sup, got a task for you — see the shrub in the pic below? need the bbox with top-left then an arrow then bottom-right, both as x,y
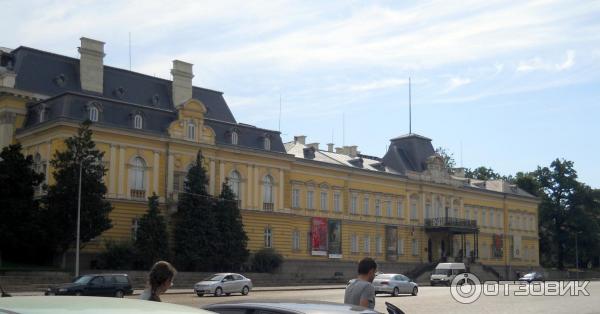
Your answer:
251,248 -> 283,273
97,240 -> 135,270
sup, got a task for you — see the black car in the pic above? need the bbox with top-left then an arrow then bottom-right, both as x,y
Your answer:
45,274 -> 133,298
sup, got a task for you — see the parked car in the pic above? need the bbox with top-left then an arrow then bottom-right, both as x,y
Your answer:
203,299 -> 382,314
372,273 -> 418,296
45,274 -> 133,298
518,272 -> 544,283
430,262 -> 466,286
346,271 -> 385,286
0,296 -> 214,314
194,273 -> 252,297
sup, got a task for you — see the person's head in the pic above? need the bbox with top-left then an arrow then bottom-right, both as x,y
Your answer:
357,257 -> 378,282
148,261 -> 177,301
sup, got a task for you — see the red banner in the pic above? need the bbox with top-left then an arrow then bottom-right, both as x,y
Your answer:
311,217 -> 328,256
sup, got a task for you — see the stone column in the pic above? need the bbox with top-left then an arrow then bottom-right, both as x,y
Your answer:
45,141 -> 51,185
167,154 -> 175,196
109,145 -> 116,196
246,164 -> 253,209
219,160 -> 225,193
209,159 -> 216,195
118,146 -> 126,198
420,192 -> 426,223
278,169 -> 284,210
254,166 -> 260,208
153,151 -> 160,195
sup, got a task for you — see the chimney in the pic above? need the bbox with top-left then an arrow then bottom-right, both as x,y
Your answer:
0,69 -> 16,88
307,142 -> 319,150
294,135 -> 306,145
327,143 -> 334,152
171,60 -> 194,106
78,37 -> 105,93
453,167 -> 466,178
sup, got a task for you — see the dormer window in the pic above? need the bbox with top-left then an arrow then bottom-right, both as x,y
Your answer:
39,107 -> 45,123
187,121 -> 196,140
231,131 -> 239,145
89,106 -> 99,122
264,137 -> 271,151
134,114 -> 143,129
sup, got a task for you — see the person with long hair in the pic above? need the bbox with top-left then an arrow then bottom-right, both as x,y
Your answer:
140,261 -> 177,302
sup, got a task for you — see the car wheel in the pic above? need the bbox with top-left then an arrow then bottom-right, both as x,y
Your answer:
114,290 -> 124,298
214,287 -> 223,297
75,291 -> 82,296
197,292 -> 204,297
226,293 -> 231,296
412,287 -> 418,296
392,287 -> 399,297
241,286 -> 250,296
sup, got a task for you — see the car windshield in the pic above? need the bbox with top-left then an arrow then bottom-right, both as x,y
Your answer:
73,275 -> 94,284
433,269 -> 452,275
205,275 -> 225,281
375,274 -> 394,279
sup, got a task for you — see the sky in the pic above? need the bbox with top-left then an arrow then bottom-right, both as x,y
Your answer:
2,0 -> 600,187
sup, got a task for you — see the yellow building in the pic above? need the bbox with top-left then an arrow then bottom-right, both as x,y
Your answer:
0,38 -> 539,277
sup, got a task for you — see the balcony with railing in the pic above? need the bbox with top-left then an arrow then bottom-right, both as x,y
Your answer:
130,189 -> 146,200
424,217 -> 478,233
263,202 -> 274,211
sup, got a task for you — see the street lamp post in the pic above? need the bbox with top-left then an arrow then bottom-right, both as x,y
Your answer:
75,160 -> 83,278
575,232 -> 579,282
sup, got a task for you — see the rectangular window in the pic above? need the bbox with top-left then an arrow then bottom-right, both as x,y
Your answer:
397,199 -> 404,218
376,236 -> 382,254
474,209 -> 479,225
386,200 -> 392,217
410,199 -> 417,220
465,208 -> 470,220
363,197 -> 370,215
490,210 -> 494,227
333,192 -> 341,212
351,234 -> 358,253
264,228 -> 272,248
375,199 -> 381,216
497,213 -> 502,228
482,209 -> 486,227
397,238 -> 404,255
292,188 -> 300,208
292,230 -> 300,250
363,235 -> 371,253
307,191 -> 314,209
351,194 -> 358,214
320,191 -> 328,211
411,239 -> 419,256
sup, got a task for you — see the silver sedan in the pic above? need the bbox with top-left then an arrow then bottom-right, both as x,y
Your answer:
372,274 -> 418,296
194,273 -> 253,297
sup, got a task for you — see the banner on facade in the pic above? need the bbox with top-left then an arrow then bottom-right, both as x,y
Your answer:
328,219 -> 342,259
492,234 -> 504,258
311,217 -> 328,256
513,235 -> 522,258
385,226 -> 398,261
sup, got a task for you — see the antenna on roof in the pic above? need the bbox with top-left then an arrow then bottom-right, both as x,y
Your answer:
128,32 -> 132,71
409,77 -> 412,134
278,93 -> 282,132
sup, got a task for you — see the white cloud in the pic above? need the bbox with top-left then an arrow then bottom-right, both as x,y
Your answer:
556,50 -> 575,70
444,76 -> 472,93
517,50 -> 576,72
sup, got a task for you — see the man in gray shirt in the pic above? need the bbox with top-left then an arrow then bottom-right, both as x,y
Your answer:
344,257 -> 377,309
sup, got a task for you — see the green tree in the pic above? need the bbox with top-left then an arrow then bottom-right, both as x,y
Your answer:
434,146 -> 456,171
0,144 -> 46,264
465,166 -> 503,180
514,172 -> 541,197
214,181 -> 249,271
43,120 -> 113,257
134,193 -> 170,269
172,151 -> 218,271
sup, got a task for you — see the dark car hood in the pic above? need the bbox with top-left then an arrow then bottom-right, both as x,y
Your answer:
51,283 -> 84,290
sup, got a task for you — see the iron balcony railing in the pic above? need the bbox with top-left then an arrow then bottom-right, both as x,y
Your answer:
424,217 -> 477,229
263,202 -> 274,211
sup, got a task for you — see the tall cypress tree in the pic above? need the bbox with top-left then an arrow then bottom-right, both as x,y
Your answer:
43,120 -> 113,257
173,151 -> 217,271
134,193 -> 169,269
0,144 -> 46,264
214,181 -> 249,271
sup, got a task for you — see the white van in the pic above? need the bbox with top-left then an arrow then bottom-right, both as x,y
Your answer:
430,263 -> 466,286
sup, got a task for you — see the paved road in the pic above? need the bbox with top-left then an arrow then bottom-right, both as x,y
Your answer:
150,281 -> 600,314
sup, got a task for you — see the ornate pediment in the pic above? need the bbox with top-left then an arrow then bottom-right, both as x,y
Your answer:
168,99 -> 215,145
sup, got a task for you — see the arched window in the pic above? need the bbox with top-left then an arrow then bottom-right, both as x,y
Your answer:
264,226 -> 272,248
228,170 -> 241,200
231,131 -> 239,145
264,137 -> 271,151
263,175 -> 273,210
134,114 -> 143,129
130,156 -> 146,199
33,153 -> 45,193
89,106 -> 99,122
187,122 -> 196,140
